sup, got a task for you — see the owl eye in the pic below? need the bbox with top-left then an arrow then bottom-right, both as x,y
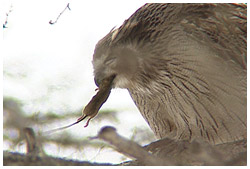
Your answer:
104,57 -> 115,65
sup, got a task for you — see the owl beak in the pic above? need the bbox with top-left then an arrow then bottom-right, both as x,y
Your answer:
94,76 -> 100,87
94,74 -> 116,88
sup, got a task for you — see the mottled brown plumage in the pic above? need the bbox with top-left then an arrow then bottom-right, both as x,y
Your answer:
92,3 -> 247,145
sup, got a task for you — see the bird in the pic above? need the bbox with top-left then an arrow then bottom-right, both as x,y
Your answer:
92,3 -> 247,145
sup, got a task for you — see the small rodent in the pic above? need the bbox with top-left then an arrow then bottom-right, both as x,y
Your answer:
78,74 -> 116,127
44,74 -> 116,134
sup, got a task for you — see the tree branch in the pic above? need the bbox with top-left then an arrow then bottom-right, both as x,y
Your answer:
49,3 -> 71,25
3,151 -> 113,166
96,126 -> 246,166
3,5 -> 13,29
96,126 -> 174,165
4,127 -> 113,166
4,126 -> 246,166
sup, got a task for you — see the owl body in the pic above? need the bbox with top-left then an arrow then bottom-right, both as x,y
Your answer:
92,4 -> 247,145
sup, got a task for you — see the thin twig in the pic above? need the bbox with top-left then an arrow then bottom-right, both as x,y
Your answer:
49,3 -> 71,25
3,5 -> 13,28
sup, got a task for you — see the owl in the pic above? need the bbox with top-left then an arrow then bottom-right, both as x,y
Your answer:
92,3 -> 247,145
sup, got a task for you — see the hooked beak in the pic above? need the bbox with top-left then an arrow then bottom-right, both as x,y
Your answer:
94,74 -> 116,88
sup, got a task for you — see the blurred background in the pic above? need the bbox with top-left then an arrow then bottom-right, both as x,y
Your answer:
2,0 -> 156,164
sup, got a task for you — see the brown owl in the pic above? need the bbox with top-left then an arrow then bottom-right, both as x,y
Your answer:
92,3 -> 247,145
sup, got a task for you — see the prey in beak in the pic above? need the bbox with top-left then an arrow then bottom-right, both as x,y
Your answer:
77,74 -> 116,127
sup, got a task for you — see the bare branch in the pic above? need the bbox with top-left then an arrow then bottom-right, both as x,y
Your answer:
96,126 -> 174,166
3,5 -> 13,28
49,3 -> 71,25
3,151 -> 113,166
